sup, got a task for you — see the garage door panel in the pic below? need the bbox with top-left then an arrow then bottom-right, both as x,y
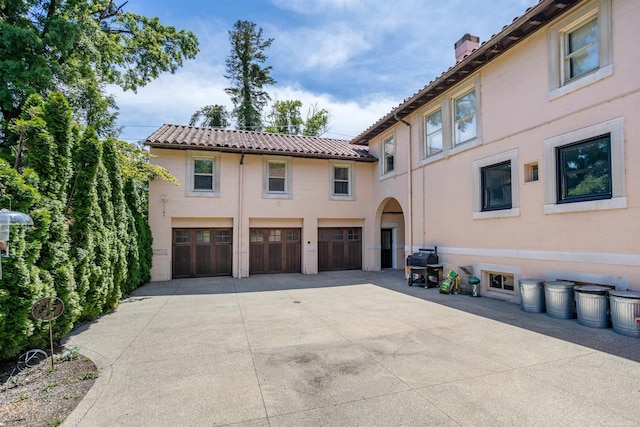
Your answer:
249,228 -> 301,274
318,227 -> 362,272
173,245 -> 191,278
172,228 -> 232,278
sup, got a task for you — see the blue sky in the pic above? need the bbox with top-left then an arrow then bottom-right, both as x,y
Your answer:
113,0 -> 539,142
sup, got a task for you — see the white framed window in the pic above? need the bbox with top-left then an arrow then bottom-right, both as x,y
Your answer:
186,151 -> 219,197
488,272 -> 515,293
548,0 -> 612,100
424,108 -> 443,157
543,117 -> 625,214
419,76 -> 482,165
329,161 -> 355,200
476,262 -> 521,301
381,134 -> 395,177
453,89 -> 477,146
263,156 -> 292,198
472,149 -> 519,220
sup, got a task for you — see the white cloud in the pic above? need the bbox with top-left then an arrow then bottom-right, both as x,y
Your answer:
274,25 -> 371,71
112,0 -> 541,142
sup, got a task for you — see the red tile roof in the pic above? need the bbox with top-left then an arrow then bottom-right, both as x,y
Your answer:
145,124 -> 377,162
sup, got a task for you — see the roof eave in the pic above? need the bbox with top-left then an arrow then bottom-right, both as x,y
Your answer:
145,142 -> 378,163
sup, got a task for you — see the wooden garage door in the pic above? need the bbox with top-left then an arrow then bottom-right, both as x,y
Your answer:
318,227 -> 362,271
172,228 -> 232,278
249,228 -> 301,274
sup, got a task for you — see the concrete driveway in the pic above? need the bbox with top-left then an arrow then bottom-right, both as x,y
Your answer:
62,270 -> 640,426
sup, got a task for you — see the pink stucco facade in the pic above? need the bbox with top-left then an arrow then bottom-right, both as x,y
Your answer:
148,0 -> 639,302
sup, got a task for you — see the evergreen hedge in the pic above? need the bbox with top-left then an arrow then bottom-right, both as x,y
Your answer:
0,93 -> 156,360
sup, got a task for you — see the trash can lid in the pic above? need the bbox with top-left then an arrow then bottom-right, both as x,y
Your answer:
519,278 -> 544,285
575,285 -> 610,294
608,290 -> 640,299
469,277 -> 480,284
544,281 -> 575,289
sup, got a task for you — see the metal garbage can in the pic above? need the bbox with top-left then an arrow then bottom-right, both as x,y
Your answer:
519,279 -> 545,313
574,285 -> 610,328
608,290 -> 640,337
544,281 -> 576,319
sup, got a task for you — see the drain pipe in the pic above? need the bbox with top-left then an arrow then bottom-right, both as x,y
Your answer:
237,152 -> 245,278
394,113 -> 413,260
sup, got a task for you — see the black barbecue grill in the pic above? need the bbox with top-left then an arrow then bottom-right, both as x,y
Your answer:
406,247 -> 443,287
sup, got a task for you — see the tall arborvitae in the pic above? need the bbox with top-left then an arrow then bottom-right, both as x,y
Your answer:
43,92 -> 74,201
37,93 -> 80,336
123,178 -> 152,285
95,150 -> 118,311
0,160 -> 39,360
69,127 -> 105,320
101,137 -> 128,300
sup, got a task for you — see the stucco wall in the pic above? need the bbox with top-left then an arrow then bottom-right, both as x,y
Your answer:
370,0 -> 640,297
148,150 -> 375,280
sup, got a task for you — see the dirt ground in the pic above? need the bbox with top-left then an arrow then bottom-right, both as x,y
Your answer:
0,347 -> 97,427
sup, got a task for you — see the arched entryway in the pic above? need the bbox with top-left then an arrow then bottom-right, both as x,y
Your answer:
376,198 -> 406,270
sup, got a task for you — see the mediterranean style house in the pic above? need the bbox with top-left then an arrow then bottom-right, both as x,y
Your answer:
146,0 -> 640,302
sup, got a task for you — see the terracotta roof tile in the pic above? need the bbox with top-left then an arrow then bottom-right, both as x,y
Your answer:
144,124 -> 377,162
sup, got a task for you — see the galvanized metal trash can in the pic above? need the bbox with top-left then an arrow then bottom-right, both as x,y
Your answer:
519,279 -> 545,313
574,285 -> 610,328
544,281 -> 576,319
608,290 -> 640,337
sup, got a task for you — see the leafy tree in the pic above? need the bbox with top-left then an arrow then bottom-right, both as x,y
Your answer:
189,105 -> 230,128
0,0 -> 199,147
264,100 -> 329,136
225,20 -> 276,131
302,103 -> 329,137
265,100 -> 303,135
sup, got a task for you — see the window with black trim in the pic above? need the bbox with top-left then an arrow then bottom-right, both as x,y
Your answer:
556,134 -> 611,204
481,161 -> 512,211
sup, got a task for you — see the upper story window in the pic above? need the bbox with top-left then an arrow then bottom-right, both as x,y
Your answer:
564,18 -> 599,82
334,166 -> 349,195
548,0 -> 612,99
543,117 -> 625,214
186,151 -> 219,197
556,134 -> 611,204
453,89 -> 477,146
329,160 -> 355,200
194,158 -> 215,191
382,135 -> 395,176
424,109 -> 443,156
481,161 -> 512,211
419,76 -> 482,163
268,162 -> 286,192
263,156 -> 292,198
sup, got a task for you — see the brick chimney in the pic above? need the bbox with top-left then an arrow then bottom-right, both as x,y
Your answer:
455,33 -> 480,62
